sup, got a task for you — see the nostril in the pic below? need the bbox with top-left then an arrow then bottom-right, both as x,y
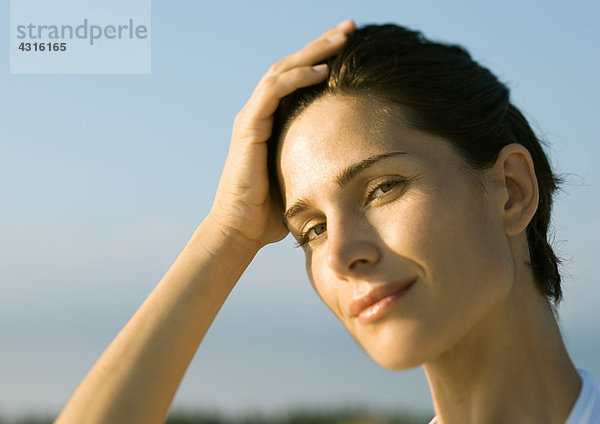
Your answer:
349,258 -> 369,270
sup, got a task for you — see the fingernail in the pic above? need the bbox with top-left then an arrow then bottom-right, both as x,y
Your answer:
337,19 -> 353,28
327,32 -> 345,42
312,63 -> 328,72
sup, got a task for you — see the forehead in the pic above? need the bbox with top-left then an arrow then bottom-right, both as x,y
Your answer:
276,95 -> 426,206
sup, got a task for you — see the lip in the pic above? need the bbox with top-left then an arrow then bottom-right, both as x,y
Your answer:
349,278 -> 416,324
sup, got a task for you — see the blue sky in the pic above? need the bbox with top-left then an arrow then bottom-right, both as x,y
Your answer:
1,0 -> 599,419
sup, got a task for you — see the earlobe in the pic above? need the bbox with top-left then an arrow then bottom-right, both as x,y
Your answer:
495,144 -> 539,236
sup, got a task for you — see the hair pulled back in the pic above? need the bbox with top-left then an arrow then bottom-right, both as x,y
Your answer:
268,24 -> 562,303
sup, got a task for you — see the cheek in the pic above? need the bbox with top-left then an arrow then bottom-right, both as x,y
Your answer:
395,183 -> 514,341
306,253 -> 369,336
363,186 -> 513,367
305,252 -> 344,319
381,178 -> 512,285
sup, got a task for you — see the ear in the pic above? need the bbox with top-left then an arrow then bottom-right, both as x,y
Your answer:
491,143 -> 539,236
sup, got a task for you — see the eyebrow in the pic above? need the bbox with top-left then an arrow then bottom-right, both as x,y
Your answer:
282,151 -> 406,228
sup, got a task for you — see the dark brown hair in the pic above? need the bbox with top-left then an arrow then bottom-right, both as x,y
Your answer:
268,24 -> 562,303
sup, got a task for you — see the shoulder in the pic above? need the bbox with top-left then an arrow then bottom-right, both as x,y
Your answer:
566,369 -> 600,424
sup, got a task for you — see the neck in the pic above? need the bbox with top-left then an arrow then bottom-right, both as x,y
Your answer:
423,270 -> 580,424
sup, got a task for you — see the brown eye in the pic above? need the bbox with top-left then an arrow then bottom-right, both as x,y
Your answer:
294,222 -> 327,248
379,181 -> 397,193
307,223 -> 327,240
368,180 -> 402,201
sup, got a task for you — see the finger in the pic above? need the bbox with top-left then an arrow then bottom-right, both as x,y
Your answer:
271,19 -> 354,73
246,63 -> 330,123
265,19 -> 355,76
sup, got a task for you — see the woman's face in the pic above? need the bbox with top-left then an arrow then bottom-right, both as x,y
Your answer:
276,95 -> 516,369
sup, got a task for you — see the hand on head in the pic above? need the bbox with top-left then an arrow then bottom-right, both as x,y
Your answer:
208,19 -> 355,251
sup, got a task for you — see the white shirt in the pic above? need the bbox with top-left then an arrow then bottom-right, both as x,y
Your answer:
566,369 -> 600,424
427,369 -> 600,424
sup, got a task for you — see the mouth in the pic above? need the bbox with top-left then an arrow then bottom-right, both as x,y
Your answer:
349,278 -> 416,324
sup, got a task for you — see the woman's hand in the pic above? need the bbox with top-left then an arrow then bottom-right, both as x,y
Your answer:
209,19 -> 355,250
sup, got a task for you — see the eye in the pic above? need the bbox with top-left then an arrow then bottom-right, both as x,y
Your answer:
295,222 -> 326,248
305,222 -> 327,241
366,179 -> 404,202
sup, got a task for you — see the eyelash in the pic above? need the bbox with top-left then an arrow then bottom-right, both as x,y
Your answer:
293,178 -> 405,248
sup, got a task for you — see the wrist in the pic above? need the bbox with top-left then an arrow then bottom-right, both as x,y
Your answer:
195,213 -> 263,260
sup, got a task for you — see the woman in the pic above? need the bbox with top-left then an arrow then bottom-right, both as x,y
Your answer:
55,20 -> 600,423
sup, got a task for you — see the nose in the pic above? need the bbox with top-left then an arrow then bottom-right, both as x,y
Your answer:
326,215 -> 381,279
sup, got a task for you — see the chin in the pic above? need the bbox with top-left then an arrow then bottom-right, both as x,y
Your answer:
352,323 -> 430,371
367,346 -> 425,371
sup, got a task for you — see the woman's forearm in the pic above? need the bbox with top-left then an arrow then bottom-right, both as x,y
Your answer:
55,215 -> 260,424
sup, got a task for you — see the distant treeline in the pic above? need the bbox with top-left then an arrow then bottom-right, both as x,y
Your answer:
0,407 -> 430,424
